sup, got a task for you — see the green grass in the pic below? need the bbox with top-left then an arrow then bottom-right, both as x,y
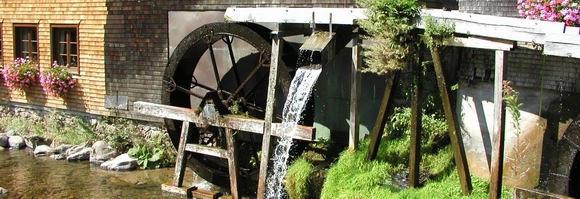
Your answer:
319,140 -> 511,199
285,158 -> 315,199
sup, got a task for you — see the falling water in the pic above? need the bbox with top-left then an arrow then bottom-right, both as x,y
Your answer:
265,50 -> 322,198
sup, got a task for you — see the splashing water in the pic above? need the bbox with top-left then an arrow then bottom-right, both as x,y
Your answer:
265,63 -> 322,198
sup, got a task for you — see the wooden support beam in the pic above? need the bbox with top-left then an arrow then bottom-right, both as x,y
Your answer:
367,72 -> 398,161
225,128 -> 240,199
173,122 -> 190,187
544,34 -> 580,58
185,144 -> 229,159
490,50 -> 507,199
349,31 -> 362,151
257,32 -> 282,199
409,59 -> 423,188
133,102 -> 315,141
447,37 -> 514,51
431,47 -> 473,195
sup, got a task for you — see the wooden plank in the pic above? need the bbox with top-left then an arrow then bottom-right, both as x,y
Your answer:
257,32 -> 282,199
161,182 -> 195,197
409,60 -> 423,188
133,101 -> 315,141
366,72 -> 398,161
514,187 -> 573,199
544,34 -> 580,58
490,50 -> 507,199
173,122 -> 190,187
447,37 -> 514,51
225,128 -> 239,199
190,188 -> 224,199
418,9 -> 563,44
431,47 -> 472,195
185,144 -> 229,159
225,7 -> 366,25
349,31 -> 362,151
271,123 -> 315,141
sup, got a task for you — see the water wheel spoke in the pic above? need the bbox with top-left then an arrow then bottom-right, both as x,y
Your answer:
226,60 -> 264,104
224,36 -> 245,97
207,42 -> 224,100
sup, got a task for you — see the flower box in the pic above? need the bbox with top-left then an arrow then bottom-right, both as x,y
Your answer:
40,62 -> 78,97
1,58 -> 39,91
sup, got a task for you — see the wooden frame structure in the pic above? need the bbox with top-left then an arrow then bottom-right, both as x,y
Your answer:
135,7 -> 580,199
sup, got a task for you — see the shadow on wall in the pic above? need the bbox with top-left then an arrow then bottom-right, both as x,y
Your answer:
64,84 -> 87,113
24,86 -> 47,106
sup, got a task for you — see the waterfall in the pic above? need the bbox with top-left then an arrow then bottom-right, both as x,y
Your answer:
265,55 -> 322,198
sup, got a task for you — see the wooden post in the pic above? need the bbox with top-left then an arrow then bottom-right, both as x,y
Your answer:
367,72 -> 398,161
257,32 -> 282,199
349,31 -> 362,151
173,122 -> 190,187
431,47 -> 473,195
490,50 -> 507,199
225,128 -> 239,199
409,60 -> 423,188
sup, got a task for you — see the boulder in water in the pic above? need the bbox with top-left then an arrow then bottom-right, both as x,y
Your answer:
67,147 -> 92,161
24,135 -> 51,149
65,143 -> 88,156
0,133 -> 8,148
90,141 -> 118,165
34,145 -> 55,156
51,154 -> 66,160
8,136 -> 25,149
100,153 -> 138,171
53,144 -> 73,154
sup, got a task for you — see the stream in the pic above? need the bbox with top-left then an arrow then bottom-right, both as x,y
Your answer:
0,149 -> 190,198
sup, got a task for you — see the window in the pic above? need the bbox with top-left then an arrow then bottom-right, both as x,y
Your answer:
52,25 -> 78,72
14,24 -> 39,60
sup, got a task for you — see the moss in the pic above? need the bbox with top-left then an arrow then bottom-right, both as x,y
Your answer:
285,158 -> 315,199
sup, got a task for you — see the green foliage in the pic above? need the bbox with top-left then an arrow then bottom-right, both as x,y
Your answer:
423,16 -> 456,49
285,158 -> 315,199
128,145 -> 164,169
95,117 -> 136,152
358,0 -> 422,74
503,80 -> 522,131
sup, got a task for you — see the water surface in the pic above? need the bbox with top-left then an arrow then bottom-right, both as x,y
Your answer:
0,149 -> 186,198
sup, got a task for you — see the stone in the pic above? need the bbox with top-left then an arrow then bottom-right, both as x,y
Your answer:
0,187 -> 7,195
0,133 -> 8,148
90,141 -> 118,165
100,153 -> 138,171
51,154 -> 66,160
65,144 -> 88,156
33,145 -> 54,156
5,130 -> 19,136
8,136 -> 25,149
66,147 -> 92,161
24,135 -> 51,149
53,144 -> 73,154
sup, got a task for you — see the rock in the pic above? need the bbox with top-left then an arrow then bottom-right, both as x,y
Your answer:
65,144 -> 88,156
66,147 -> 92,161
0,147 -> 5,151
50,154 -> 66,160
0,187 -> 7,195
100,153 -> 138,171
6,130 -> 19,136
24,135 -> 51,149
53,144 -> 73,154
8,136 -> 25,149
90,141 -> 118,165
33,145 -> 54,156
0,133 -> 8,148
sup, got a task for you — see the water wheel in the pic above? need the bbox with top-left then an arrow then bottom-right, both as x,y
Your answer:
161,22 -> 307,192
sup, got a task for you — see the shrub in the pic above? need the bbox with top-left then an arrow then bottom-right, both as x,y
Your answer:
1,57 -> 39,91
40,62 -> 78,97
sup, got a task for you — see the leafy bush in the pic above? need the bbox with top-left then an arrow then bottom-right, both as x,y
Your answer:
357,0 -> 422,74
2,57 -> 39,91
128,145 -> 164,169
40,62 -> 78,97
